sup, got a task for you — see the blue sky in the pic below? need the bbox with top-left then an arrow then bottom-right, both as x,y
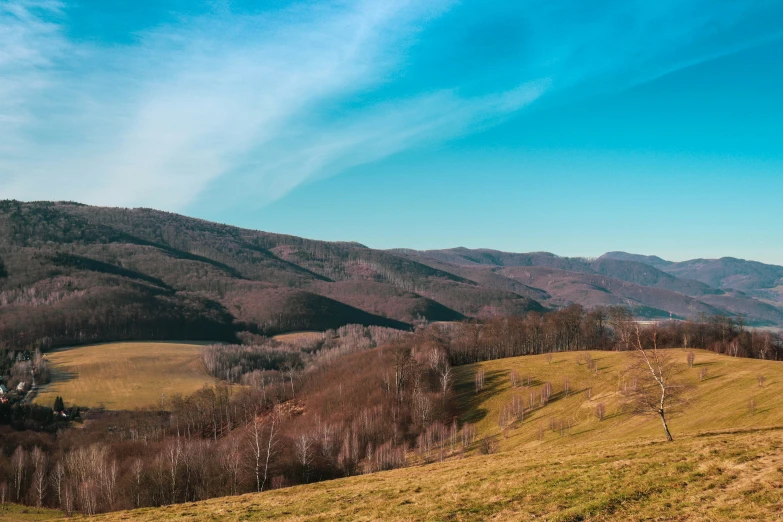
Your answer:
1,1 -> 782,263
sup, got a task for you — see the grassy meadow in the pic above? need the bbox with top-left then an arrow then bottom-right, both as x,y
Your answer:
0,504 -> 62,521
34,342 -> 216,410
77,349 -> 783,521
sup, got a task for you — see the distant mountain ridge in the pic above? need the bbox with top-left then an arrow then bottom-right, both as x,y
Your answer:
0,201 -> 781,350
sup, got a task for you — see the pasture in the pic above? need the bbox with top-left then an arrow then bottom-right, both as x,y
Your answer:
34,342 -> 215,410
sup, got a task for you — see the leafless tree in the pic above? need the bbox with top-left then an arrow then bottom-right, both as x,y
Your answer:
540,381 -> 552,406
748,397 -> 757,415
686,351 -> 695,368
595,402 -> 606,421
50,461 -> 65,510
511,394 -> 525,422
294,433 -> 314,483
609,306 -> 634,350
625,326 -> 689,441
757,374 -> 766,387
130,459 -> 143,508
474,369 -> 485,393
563,377 -> 571,397
428,349 -> 452,400
509,370 -> 519,388
30,446 -> 47,509
460,423 -> 475,450
62,482 -> 74,516
221,438 -> 243,496
165,439 -> 182,504
0,482 -> 7,511
247,405 -> 280,493
699,367 -> 708,381
11,446 -> 26,502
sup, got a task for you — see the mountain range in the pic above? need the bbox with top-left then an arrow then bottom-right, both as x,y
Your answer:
1,200 -> 781,349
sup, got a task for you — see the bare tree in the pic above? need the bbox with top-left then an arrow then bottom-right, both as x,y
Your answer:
0,482 -> 7,511
595,402 -> 606,421
757,374 -> 766,387
221,438 -> 243,496
625,326 -> 689,441
540,382 -> 552,406
686,351 -> 695,368
474,369 -> 485,393
294,433 -> 314,483
428,349 -> 452,400
699,367 -> 708,381
247,405 -> 281,493
11,446 -> 26,502
50,461 -> 65,510
30,446 -> 47,509
165,439 -> 182,504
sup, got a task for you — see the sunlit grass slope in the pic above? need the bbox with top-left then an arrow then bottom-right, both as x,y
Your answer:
84,429 -> 783,521
34,342 -> 215,410
454,349 -> 783,447
80,349 -> 783,520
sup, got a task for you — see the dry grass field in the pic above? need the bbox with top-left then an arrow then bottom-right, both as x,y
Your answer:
34,342 -> 216,410
453,348 -> 783,447
271,331 -> 324,343
78,349 -> 783,521
0,504 -> 62,521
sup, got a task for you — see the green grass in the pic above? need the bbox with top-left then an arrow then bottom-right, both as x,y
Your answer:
34,342 -> 216,410
0,503 -> 62,521
79,349 -> 783,520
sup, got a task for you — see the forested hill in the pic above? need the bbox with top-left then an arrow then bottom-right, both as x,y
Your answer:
0,201 -> 538,349
1,201 -> 781,350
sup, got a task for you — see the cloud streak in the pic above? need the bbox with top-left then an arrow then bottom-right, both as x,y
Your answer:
0,0 -> 780,211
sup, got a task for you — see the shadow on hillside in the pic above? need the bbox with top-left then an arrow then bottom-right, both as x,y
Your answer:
457,369 -> 506,425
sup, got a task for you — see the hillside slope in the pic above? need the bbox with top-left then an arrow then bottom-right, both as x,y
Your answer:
0,201 -> 541,349
86,350 -> 783,521
399,247 -> 783,325
601,251 -> 783,304
3,201 -> 782,352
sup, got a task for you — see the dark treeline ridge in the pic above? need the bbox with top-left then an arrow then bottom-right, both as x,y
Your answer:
1,310 -> 781,516
447,305 -> 783,364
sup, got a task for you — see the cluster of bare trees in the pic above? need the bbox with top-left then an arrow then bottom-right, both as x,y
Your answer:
0,328 -> 457,515
443,306 -> 783,365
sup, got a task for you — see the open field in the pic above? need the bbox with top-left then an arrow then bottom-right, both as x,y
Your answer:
0,504 -> 62,521
34,342 -> 216,410
79,349 -> 783,520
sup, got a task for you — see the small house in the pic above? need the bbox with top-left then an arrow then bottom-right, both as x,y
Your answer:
16,382 -> 26,392
0,384 -> 7,395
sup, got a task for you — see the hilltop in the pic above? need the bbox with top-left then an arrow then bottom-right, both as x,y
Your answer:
1,201 -> 783,352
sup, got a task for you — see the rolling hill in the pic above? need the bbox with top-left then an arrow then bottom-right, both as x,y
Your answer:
399,247 -> 783,324
2,201 -> 783,353
83,349 -> 783,521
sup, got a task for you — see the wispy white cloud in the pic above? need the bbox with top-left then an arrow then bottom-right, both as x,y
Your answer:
0,0 -> 780,211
